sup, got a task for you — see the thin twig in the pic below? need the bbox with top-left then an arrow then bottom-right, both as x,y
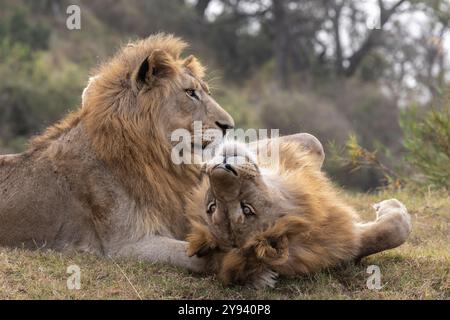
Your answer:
108,255 -> 143,300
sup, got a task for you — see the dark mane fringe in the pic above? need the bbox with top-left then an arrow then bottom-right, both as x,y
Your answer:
29,110 -> 82,152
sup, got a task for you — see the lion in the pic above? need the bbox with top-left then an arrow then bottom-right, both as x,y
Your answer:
186,138 -> 412,287
0,34 -> 240,272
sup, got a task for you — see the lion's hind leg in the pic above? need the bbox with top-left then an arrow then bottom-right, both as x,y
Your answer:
250,133 -> 325,170
356,199 -> 412,260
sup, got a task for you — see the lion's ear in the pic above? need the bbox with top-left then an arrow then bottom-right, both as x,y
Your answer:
135,50 -> 177,87
183,55 -> 205,79
81,76 -> 98,108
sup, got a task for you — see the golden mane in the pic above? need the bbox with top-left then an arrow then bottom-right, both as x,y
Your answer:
30,33 -> 205,216
81,34 -> 205,207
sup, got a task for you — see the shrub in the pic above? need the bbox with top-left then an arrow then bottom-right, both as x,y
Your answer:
400,100 -> 450,189
0,39 -> 86,151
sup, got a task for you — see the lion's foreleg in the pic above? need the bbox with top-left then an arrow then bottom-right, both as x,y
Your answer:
114,236 -> 206,273
355,199 -> 412,260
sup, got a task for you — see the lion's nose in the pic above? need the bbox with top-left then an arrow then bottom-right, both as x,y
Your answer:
209,164 -> 240,201
223,163 -> 238,176
215,121 -> 234,136
212,163 -> 238,177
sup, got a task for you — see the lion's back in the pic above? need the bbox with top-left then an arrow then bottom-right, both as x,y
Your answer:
0,151 -> 103,252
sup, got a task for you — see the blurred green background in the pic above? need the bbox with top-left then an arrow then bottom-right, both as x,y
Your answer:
0,0 -> 448,191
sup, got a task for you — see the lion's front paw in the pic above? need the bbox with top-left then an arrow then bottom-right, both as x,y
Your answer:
252,235 -> 289,266
373,199 -> 412,243
251,269 -> 278,289
186,230 -> 218,258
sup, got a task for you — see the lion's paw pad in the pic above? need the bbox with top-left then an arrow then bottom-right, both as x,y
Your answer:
373,198 -> 412,237
373,199 -> 405,214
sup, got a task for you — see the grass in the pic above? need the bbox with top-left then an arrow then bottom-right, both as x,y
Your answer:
0,188 -> 448,300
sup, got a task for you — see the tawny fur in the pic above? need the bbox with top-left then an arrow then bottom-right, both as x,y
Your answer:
187,139 -> 412,286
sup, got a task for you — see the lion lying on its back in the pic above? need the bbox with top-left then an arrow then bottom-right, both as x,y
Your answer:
186,139 -> 412,287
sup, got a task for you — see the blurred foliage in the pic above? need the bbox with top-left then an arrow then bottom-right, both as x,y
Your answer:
400,99 -> 450,189
0,19 -> 86,152
328,96 -> 450,191
328,135 -> 403,190
0,5 -> 50,50
0,0 -> 448,191
212,87 -> 261,130
0,2 -> 85,151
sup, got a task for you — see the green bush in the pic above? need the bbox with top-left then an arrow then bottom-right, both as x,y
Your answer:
0,39 -> 86,151
213,86 -> 260,129
0,6 -> 50,50
400,100 -> 450,189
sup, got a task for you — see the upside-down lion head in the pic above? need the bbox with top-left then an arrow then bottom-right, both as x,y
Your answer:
187,142 -> 311,251
187,140 -> 360,286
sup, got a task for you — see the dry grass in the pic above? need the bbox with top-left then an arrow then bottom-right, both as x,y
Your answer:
0,188 -> 448,300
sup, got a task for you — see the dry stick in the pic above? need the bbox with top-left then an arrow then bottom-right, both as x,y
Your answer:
108,255 -> 143,300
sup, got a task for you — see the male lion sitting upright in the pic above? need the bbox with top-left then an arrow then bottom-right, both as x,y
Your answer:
0,34 -> 238,272
186,140 -> 412,287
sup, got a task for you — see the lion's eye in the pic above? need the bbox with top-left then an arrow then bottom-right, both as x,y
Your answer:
241,203 -> 255,216
207,201 -> 216,215
185,89 -> 199,100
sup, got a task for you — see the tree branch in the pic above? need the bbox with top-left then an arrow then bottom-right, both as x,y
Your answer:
195,0 -> 212,18
344,0 -> 407,77
331,2 -> 344,74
